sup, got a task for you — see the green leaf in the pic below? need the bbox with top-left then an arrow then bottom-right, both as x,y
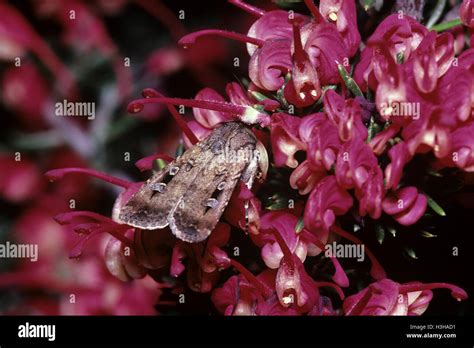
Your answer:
425,194 -> 446,216
387,226 -> 397,237
337,63 -> 363,97
295,217 -> 305,234
420,230 -> 437,238
175,142 -> 185,157
250,91 -> 270,102
376,225 -> 385,244
396,52 -> 404,64
404,247 -> 418,259
431,18 -> 463,32
154,158 -> 167,170
427,170 -> 443,178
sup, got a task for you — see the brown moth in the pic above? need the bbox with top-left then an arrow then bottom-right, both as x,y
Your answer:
119,122 -> 267,243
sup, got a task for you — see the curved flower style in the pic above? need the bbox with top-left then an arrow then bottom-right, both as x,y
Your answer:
344,278 -> 468,315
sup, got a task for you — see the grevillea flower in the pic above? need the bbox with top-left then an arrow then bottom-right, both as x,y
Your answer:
35,0 -> 132,99
290,160 -> 326,195
384,141 -> 412,190
439,121 -> 474,171
270,113 -> 306,168
336,138 -> 384,219
0,154 -> 44,203
298,112 -> 341,171
1,62 -> 48,129
128,88 -> 271,128
461,0 -> 474,29
0,2 -> 77,95
224,182 -> 263,235
323,90 -> 368,142
382,186 -> 427,226
318,0 -> 361,56
304,176 -> 353,234
257,212 -> 311,268
344,278 -> 468,315
26,0 -> 472,317
354,13 -> 428,92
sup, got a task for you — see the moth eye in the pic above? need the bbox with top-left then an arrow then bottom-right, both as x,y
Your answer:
150,182 -> 167,193
206,198 -> 219,209
217,182 -> 226,191
169,166 -> 180,175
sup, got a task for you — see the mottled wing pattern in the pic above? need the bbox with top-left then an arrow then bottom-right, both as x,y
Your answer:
119,122 -> 257,243
168,123 -> 257,242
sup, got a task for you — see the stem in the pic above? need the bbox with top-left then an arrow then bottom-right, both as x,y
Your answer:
303,0 -> 325,22
228,0 -> 265,17
431,18 -> 463,32
128,96 -> 249,117
291,18 -> 306,65
398,282 -> 468,301
337,63 -> 363,97
54,211 -> 112,224
230,259 -> 273,298
154,91 -> 199,145
315,281 -> 345,300
134,0 -> 187,40
302,230 -> 350,287
179,29 -> 264,48
46,168 -> 131,188
331,225 -> 387,280
271,229 -> 294,261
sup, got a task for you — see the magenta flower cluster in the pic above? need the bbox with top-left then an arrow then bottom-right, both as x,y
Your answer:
46,0 -> 473,315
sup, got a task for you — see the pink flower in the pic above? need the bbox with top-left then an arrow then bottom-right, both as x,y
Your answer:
344,278 -> 468,315
384,141 -> 412,190
1,62 -> 48,129
461,0 -> 474,28
304,176 -> 353,233
257,212 -> 310,268
319,0 -> 361,56
382,186 -> 427,226
335,139 -> 384,219
0,2 -> 76,95
270,113 -> 306,168
354,14 -> 427,91
0,154 -> 44,203
324,90 -> 368,142
300,114 -> 341,171
290,160 -> 326,195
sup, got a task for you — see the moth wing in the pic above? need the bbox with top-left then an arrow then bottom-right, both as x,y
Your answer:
118,122 -> 243,230
118,143 -> 214,229
168,125 -> 257,243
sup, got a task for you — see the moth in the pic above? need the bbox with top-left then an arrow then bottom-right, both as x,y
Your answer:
119,122 -> 267,243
